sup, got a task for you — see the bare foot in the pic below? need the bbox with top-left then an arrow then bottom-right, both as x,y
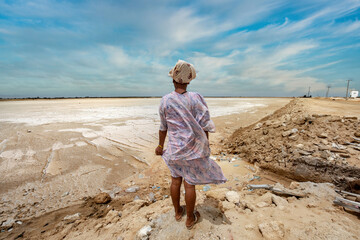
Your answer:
186,211 -> 200,229
175,206 -> 184,221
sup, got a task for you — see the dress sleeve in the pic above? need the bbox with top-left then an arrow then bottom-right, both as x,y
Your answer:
194,93 -> 215,133
159,97 -> 168,131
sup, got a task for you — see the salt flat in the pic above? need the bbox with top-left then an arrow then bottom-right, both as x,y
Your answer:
0,97 -> 290,221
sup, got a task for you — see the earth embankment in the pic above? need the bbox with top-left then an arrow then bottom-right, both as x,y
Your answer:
225,98 -> 360,192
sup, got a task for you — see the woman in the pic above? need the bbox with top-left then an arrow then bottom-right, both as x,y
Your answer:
155,60 -> 227,229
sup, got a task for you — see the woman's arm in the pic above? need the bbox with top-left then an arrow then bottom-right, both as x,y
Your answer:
155,130 -> 167,155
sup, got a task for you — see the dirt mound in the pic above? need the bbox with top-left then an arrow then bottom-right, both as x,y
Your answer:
225,99 -> 360,192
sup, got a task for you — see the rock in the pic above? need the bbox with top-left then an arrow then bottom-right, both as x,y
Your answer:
344,116 -> 357,120
295,144 -> 304,149
298,150 -> 312,156
259,192 -> 273,205
317,133 -> 328,138
339,153 -> 350,158
355,132 -> 360,138
264,156 -> 272,162
271,195 -> 288,208
244,208 -> 252,214
245,224 -> 256,230
137,225 -> 152,240
263,129 -> 269,135
125,186 -> 140,193
1,218 -> 15,228
289,182 -> 300,190
226,191 -> 240,204
63,213 -> 81,223
329,148 -> 347,153
205,188 -> 228,201
282,128 -> 298,137
258,221 -> 285,240
148,192 -> 155,202
254,123 -> 263,130
94,192 -> 111,204
288,134 -> 299,141
256,201 -> 270,208
294,117 -> 306,125
320,151 -> 330,159
62,191 -> 69,197
320,139 -> 328,145
220,201 -> 235,212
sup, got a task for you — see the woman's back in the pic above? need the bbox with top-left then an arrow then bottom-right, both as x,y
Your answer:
159,91 -> 215,162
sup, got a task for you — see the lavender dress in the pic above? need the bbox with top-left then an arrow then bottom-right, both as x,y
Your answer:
159,91 -> 227,185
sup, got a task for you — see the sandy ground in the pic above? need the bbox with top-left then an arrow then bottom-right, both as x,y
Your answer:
1,97 -> 359,240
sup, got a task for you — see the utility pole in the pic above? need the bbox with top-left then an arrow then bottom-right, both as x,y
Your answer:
307,87 -> 311,97
326,85 -> 331,98
345,79 -> 352,100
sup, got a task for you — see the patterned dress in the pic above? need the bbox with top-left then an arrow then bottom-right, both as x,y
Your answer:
159,91 -> 227,185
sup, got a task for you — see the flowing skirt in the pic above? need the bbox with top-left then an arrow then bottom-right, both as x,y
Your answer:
164,157 -> 227,185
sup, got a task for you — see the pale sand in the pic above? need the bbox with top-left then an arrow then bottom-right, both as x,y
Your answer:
0,97 -> 291,221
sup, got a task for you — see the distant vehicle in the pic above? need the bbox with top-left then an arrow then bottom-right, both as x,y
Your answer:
350,90 -> 359,98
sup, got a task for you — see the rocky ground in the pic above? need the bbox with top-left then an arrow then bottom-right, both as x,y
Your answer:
225,98 -> 360,192
1,98 -> 360,240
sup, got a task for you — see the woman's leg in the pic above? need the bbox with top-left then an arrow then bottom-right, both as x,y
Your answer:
171,176 -> 183,217
184,180 -> 197,226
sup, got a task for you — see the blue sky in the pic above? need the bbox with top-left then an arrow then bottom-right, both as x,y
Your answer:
0,0 -> 359,98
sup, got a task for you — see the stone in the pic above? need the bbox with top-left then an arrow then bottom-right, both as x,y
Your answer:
317,133 -> 328,138
298,150 -> 312,156
125,186 -> 140,193
148,192 -> 155,202
259,192 -> 273,205
271,195 -> 288,208
220,201 -> 235,212
256,201 -> 270,208
94,192 -> 111,204
288,134 -> 299,141
205,188 -> 228,201
320,139 -> 328,145
339,153 -> 350,158
320,151 -> 330,159
295,144 -> 304,149
294,117 -> 306,125
226,191 -> 240,204
245,224 -> 256,230
137,225 -> 152,240
63,213 -> 81,223
282,128 -> 298,137
263,129 -> 269,135
289,182 -> 300,190
254,123 -> 263,130
264,156 -> 272,162
258,221 -> 285,240
355,132 -> 360,138
62,191 -> 69,197
1,218 -> 15,228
